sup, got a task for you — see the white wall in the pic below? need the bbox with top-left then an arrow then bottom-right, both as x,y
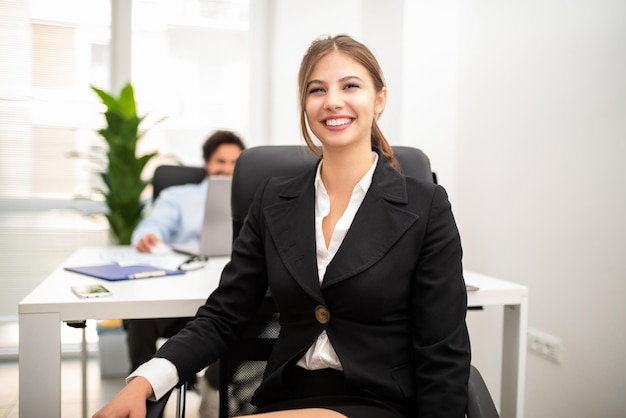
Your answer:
402,1 -> 461,196
453,2 -> 626,417
260,1 -> 626,416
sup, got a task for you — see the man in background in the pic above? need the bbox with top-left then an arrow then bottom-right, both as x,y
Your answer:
132,130 -> 245,253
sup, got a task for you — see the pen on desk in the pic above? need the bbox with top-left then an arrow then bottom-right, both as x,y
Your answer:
128,270 -> 167,279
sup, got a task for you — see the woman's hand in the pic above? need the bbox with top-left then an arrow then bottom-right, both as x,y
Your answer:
92,376 -> 153,418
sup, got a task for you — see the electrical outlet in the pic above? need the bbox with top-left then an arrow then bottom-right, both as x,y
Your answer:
527,328 -> 563,364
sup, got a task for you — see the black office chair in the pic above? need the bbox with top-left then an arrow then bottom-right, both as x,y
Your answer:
468,365 -> 500,418
147,146 -> 499,418
152,164 -> 206,200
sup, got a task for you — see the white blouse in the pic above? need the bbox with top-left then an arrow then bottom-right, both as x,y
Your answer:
296,153 -> 377,370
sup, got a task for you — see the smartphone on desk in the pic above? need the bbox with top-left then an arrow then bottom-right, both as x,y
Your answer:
71,284 -> 112,298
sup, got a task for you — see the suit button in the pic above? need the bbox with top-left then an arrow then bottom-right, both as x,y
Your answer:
315,305 -> 330,324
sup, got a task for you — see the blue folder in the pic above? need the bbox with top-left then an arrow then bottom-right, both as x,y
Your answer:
64,263 -> 185,281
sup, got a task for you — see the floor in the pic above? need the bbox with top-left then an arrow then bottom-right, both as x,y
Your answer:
0,320 -> 206,418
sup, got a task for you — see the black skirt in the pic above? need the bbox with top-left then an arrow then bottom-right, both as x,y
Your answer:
254,367 -> 412,418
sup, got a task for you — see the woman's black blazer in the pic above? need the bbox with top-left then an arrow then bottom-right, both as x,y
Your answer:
156,148 -> 471,417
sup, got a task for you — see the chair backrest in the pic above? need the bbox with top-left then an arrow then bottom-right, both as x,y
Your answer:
219,145 -> 434,417
152,164 -> 206,200
231,145 -> 433,238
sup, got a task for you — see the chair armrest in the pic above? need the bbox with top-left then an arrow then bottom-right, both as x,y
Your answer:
467,365 -> 500,418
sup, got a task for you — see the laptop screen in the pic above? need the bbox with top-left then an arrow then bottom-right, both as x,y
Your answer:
197,176 -> 233,257
172,176 -> 233,257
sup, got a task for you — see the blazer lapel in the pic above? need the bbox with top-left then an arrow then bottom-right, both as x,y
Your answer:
264,170 -> 323,302
322,156 -> 420,288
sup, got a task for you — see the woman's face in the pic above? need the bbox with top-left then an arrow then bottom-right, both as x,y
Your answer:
304,51 -> 386,152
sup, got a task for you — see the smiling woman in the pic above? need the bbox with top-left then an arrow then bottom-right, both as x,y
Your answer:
94,34 -> 469,418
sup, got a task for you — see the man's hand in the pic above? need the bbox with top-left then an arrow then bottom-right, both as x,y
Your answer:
92,376 -> 153,418
135,234 -> 162,253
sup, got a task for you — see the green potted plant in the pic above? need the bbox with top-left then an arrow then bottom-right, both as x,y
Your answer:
91,82 -> 159,245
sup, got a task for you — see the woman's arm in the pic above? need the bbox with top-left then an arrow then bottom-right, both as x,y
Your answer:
412,184 -> 470,417
153,178 -> 271,384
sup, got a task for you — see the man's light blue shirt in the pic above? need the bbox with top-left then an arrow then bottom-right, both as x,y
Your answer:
131,179 -> 208,248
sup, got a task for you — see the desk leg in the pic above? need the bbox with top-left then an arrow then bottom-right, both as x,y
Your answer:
500,298 -> 528,418
19,312 -> 62,418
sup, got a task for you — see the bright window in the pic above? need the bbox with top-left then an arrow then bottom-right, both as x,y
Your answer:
0,0 -> 250,204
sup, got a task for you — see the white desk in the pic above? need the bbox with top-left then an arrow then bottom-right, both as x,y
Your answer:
18,246 -> 528,418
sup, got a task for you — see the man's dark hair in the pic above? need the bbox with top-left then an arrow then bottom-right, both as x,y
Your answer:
202,130 -> 245,161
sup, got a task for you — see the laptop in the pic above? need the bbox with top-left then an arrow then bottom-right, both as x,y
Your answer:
172,176 -> 233,257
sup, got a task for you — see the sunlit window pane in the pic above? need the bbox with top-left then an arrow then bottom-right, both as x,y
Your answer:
131,0 -> 250,169
0,0 -> 250,201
